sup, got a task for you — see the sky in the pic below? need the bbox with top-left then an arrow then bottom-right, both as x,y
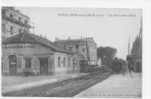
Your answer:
17,7 -> 142,59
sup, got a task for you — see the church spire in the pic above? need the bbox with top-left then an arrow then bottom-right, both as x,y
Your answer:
138,16 -> 142,39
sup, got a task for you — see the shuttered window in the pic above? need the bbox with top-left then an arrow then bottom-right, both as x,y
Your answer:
58,56 -> 61,67
25,58 -> 31,68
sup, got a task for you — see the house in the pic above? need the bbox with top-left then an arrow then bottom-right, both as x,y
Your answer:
2,7 -> 31,40
129,33 -> 142,72
54,37 -> 97,65
2,32 -> 80,75
127,19 -> 142,72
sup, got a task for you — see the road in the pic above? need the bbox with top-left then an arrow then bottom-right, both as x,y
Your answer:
75,73 -> 142,98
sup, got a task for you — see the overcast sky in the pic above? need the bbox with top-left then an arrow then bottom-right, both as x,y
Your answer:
17,7 -> 142,59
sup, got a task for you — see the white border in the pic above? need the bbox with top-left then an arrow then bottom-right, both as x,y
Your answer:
1,1 -> 151,99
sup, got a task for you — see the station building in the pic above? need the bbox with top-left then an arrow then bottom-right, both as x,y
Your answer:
2,32 -> 80,75
2,7 -> 31,40
54,37 -> 97,65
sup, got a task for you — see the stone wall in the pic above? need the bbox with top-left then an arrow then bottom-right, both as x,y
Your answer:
2,20 -> 29,39
2,7 -> 30,39
2,43 -> 54,75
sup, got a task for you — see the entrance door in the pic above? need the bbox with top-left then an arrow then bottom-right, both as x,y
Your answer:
39,57 -> 48,74
9,55 -> 17,74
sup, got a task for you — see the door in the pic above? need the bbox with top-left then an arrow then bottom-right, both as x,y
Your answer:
9,55 -> 17,74
39,57 -> 48,74
25,58 -> 31,68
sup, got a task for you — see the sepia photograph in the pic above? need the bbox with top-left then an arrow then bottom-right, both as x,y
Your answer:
1,7 -> 142,98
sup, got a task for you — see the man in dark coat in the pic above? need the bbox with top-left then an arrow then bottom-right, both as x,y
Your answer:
126,55 -> 134,73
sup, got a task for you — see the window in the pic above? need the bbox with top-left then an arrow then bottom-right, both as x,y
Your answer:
9,55 -> 17,63
9,13 -> 13,18
25,58 -> 31,68
63,57 -> 66,67
69,47 -> 73,51
73,58 -> 76,65
19,29 -> 22,33
10,26 -> 13,34
58,56 -> 61,67
2,24 -> 6,33
76,44 -> 79,50
68,57 -> 71,67
24,20 -> 28,24
2,10 -> 6,15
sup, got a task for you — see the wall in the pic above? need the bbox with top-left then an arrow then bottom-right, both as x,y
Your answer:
2,42 -> 80,75
2,20 -> 29,39
2,43 -> 54,75
55,38 -> 98,65
54,52 -> 70,74
54,52 -> 80,74
2,7 -> 30,39
88,41 -> 97,65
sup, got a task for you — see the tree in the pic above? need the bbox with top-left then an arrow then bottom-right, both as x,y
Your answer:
97,46 -> 117,66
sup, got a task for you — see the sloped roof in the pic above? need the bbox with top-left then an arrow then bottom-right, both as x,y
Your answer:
55,39 -> 85,44
54,37 -> 95,45
3,32 -> 73,54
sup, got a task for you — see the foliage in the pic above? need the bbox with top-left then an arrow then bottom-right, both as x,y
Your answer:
111,58 -> 127,74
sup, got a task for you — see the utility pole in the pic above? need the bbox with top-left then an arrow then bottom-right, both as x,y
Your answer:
128,34 -> 131,55
86,33 -> 90,65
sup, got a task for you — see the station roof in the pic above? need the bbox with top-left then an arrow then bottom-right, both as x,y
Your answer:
54,37 -> 95,45
3,32 -> 73,54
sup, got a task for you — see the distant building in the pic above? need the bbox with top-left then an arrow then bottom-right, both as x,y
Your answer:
130,32 -> 142,72
2,7 -> 31,40
54,37 -> 97,65
2,32 -> 79,75
127,19 -> 142,72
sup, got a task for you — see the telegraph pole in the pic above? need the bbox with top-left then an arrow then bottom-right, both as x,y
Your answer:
86,33 -> 90,65
128,35 -> 131,55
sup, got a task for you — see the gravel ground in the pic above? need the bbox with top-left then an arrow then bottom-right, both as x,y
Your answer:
2,71 -> 112,97
2,73 -> 85,88
2,73 -> 86,93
